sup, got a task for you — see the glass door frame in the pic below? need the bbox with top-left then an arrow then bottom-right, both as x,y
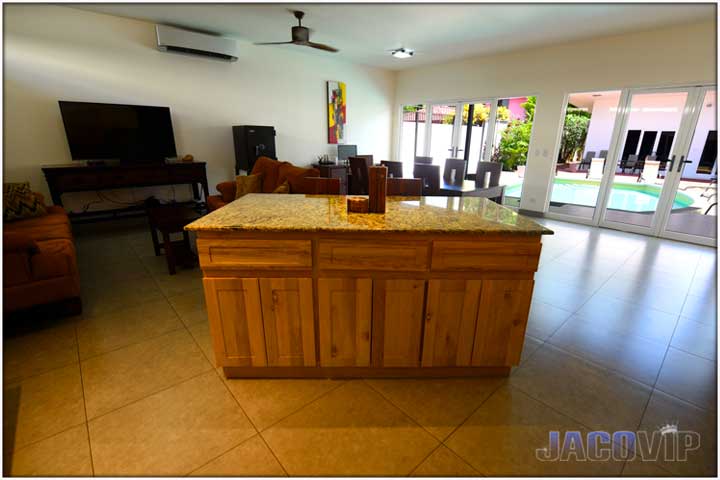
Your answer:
425,98 -> 497,169
596,86 -> 704,237
655,85 -> 717,247
544,89 -> 630,227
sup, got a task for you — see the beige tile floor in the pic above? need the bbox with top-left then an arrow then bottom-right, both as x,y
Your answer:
2,217 -> 717,476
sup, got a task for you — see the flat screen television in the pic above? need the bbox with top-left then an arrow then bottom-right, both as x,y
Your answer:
58,101 -> 177,163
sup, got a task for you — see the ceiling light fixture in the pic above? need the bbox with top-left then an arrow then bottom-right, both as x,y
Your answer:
391,47 -> 414,59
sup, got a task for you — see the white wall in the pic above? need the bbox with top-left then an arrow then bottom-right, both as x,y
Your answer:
394,20 -> 716,212
4,5 -> 396,212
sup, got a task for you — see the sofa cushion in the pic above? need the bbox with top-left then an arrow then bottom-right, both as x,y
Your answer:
278,164 -> 321,193
4,214 -> 73,242
272,180 -> 290,194
4,182 -> 46,222
207,195 -> 227,212
251,156 -> 285,193
235,173 -> 263,199
216,182 -> 237,203
32,239 -> 76,281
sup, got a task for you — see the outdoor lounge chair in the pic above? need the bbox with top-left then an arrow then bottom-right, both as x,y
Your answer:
587,157 -> 605,180
639,159 -> 661,184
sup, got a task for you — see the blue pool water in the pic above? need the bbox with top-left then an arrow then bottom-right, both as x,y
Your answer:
505,179 -> 694,212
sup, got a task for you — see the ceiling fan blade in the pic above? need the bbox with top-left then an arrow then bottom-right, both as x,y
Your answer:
304,41 -> 339,53
254,41 -> 296,46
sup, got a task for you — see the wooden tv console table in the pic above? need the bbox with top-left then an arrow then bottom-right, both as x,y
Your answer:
41,162 -> 209,220
186,194 -> 552,378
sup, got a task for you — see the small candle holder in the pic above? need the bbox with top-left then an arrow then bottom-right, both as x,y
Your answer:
347,196 -> 369,213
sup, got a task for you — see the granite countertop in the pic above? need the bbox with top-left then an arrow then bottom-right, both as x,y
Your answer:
186,194 -> 553,235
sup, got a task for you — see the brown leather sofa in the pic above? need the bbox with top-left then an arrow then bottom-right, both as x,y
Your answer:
4,193 -> 81,314
207,156 -> 321,211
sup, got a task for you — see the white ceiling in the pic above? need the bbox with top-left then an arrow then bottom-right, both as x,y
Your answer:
74,3 -> 714,70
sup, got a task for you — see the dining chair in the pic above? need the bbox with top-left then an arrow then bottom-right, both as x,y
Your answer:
414,156 -> 433,164
304,177 -> 341,194
474,161 -> 502,188
387,177 -> 422,196
413,164 -> 440,196
443,158 -> 467,185
380,160 -> 403,178
348,156 -> 371,194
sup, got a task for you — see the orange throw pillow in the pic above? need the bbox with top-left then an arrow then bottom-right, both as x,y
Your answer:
272,180 -> 290,194
234,173 -> 263,199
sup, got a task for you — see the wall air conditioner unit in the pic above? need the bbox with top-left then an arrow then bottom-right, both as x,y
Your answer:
156,24 -> 238,62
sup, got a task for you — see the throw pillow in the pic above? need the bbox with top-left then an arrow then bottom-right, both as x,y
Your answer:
4,182 -> 46,222
272,180 -> 290,194
234,173 -> 263,199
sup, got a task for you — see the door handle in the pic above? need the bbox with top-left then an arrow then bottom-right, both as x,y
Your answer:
667,155 -> 676,172
676,155 -> 691,173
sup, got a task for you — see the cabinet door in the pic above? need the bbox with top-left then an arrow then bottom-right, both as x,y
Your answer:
422,279 -> 482,367
203,278 -> 267,367
472,279 -> 534,366
372,279 -> 425,367
318,278 -> 372,367
259,278 -> 316,367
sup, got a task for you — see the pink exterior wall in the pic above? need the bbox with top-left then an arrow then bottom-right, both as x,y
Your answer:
507,97 -> 527,121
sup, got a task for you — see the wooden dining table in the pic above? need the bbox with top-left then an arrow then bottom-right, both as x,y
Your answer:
438,180 -> 477,196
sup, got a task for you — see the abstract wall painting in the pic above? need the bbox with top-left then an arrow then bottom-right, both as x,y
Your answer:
327,81 -> 346,144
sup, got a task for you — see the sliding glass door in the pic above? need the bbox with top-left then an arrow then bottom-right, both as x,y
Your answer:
399,96 -> 535,207
660,87 -> 717,244
548,90 -> 623,220
591,85 -> 716,245
599,88 -> 692,232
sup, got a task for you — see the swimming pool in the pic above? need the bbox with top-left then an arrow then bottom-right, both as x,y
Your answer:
504,179 -> 694,212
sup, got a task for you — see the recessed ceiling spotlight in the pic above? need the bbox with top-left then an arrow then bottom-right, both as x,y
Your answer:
391,47 -> 414,59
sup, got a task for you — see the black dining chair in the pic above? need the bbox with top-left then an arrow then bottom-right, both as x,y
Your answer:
468,161 -> 504,203
348,156 -> 371,194
380,160 -> 403,178
414,156 -> 433,164
387,178 -> 422,196
413,164 -> 440,196
443,158 -> 467,186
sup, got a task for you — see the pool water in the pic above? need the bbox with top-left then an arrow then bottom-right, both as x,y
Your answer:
505,179 -> 694,212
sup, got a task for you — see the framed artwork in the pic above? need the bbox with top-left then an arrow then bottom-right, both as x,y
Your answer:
327,81 -> 346,144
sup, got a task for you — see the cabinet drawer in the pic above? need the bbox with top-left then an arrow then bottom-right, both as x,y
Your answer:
318,240 -> 429,271
432,240 -> 541,271
197,239 -> 311,269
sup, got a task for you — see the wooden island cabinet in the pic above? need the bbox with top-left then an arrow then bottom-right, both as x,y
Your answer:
186,194 -> 552,378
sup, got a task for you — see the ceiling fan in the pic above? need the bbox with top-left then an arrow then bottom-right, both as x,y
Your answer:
255,10 -> 339,53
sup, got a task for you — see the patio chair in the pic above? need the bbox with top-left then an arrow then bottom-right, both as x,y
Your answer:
622,154 -> 639,174
443,158 -> 467,186
578,151 -> 596,171
598,150 -> 608,159
413,164 -> 440,196
380,160 -> 403,178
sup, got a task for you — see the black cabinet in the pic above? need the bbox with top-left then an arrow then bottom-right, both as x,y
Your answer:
232,126 -> 277,174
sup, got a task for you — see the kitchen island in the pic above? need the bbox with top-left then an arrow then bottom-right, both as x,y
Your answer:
186,194 -> 552,378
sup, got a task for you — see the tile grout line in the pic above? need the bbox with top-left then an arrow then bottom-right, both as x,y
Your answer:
620,256 -> 703,477
73,324 -> 96,476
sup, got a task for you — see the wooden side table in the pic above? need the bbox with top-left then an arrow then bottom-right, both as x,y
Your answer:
147,204 -> 201,275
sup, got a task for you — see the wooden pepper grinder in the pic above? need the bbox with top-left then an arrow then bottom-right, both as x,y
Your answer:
368,165 -> 387,213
